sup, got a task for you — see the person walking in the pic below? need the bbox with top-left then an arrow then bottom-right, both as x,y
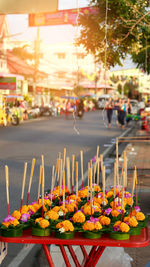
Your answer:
105,97 -> 114,128
126,98 -> 132,126
119,98 -> 127,129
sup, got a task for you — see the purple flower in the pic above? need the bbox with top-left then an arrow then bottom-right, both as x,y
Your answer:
105,208 -> 112,216
90,217 -> 99,224
92,156 -> 96,163
116,209 -> 121,214
20,213 -> 30,223
30,201 -> 37,205
3,215 -> 15,222
134,206 -> 141,212
113,226 -> 120,232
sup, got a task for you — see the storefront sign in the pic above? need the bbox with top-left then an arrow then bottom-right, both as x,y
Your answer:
0,77 -> 16,90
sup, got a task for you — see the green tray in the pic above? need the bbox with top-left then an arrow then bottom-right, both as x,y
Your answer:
32,227 -> 51,236
109,232 -> 130,240
55,231 -> 74,239
83,231 -> 102,239
1,227 -> 23,237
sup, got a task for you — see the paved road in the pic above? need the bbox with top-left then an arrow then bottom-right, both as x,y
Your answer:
0,110 -> 125,266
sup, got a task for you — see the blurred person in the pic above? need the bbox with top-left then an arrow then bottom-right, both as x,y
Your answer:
105,97 -> 114,128
119,98 -> 127,129
126,98 -> 132,126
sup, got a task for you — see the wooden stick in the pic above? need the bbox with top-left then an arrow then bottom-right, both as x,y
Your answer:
72,154 -> 75,194
59,159 -> 63,196
20,162 -> 27,210
63,147 -> 66,171
41,154 -> 44,167
67,157 -> 70,193
121,171 -> 126,221
63,170 -> 65,210
90,167 -> 93,216
26,158 -> 36,205
100,154 -> 103,172
51,166 -> 55,205
56,159 -> 60,187
102,166 -> 105,207
97,159 -> 100,188
87,163 -> 90,200
42,166 -> 45,218
116,138 -> 119,186
95,145 -> 99,180
5,165 -> 9,215
113,160 -> 116,199
76,161 -> 78,198
37,165 -> 42,201
80,150 -> 84,188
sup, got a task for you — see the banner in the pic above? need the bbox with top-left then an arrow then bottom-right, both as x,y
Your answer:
0,0 -> 58,14
28,7 -> 98,27
0,77 -> 16,90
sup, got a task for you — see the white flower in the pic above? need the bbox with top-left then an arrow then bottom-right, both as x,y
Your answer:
59,227 -> 65,233
45,215 -> 49,220
58,210 -> 64,216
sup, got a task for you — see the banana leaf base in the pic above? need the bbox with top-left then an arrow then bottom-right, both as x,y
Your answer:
32,227 -> 51,236
55,231 -> 74,239
130,227 -> 141,236
83,231 -> 102,239
1,228 -> 23,237
109,232 -> 130,240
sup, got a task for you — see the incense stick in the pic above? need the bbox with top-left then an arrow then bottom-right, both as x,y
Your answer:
26,158 -> 36,205
80,150 -> 84,188
20,162 -> 27,210
37,165 -> 42,202
72,154 -> 75,194
5,165 -> 9,215
76,161 -> 78,199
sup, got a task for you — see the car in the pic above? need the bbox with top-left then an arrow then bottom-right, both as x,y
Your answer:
97,94 -> 111,109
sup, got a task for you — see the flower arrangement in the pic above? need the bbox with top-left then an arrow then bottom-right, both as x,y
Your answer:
55,220 -> 74,239
109,220 -> 130,240
82,217 -> 103,239
32,217 -> 51,236
1,215 -> 23,237
72,210 -> 86,232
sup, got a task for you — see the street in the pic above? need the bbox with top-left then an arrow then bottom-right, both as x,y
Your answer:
0,110 -> 124,266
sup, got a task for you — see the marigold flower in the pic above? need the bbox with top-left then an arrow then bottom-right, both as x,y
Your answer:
44,210 -> 59,221
39,219 -> 50,229
82,221 -> 95,231
136,212 -> 145,221
129,217 -> 138,227
56,220 -> 74,232
2,222 -> 10,227
78,189 -> 88,198
99,215 -> 111,226
66,203 -> 76,213
20,205 -> 29,214
11,210 -> 21,220
11,219 -> 20,227
111,209 -> 120,217
114,221 -> 121,227
120,222 -> 130,233
106,191 -> 113,199
124,216 -> 130,223
72,211 -> 85,223
52,206 -> 60,212
95,221 -> 102,230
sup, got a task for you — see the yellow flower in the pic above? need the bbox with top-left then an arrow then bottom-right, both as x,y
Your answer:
124,216 -> 130,223
72,211 -> 85,223
95,221 -> 102,230
106,191 -> 113,199
52,206 -> 60,212
120,222 -> 130,233
78,189 -> 88,198
45,210 -> 59,221
99,215 -> 111,226
12,210 -> 21,220
136,212 -> 145,221
114,221 -> 121,227
82,205 -> 94,215
129,217 -> 138,227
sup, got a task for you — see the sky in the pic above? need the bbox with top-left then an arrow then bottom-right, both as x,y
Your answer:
7,0 -> 90,45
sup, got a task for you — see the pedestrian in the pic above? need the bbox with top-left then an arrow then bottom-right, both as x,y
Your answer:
119,98 -> 127,129
105,97 -> 114,128
126,98 -> 132,126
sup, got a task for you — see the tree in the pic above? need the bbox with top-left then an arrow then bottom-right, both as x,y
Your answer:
11,45 -> 34,62
77,0 -> 149,68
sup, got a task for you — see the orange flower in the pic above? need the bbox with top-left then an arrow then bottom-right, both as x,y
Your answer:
82,205 -> 94,215
78,189 -> 88,198
111,209 -> 120,217
114,221 -> 121,227
2,222 -> 10,228
12,210 -> 21,220
39,219 -> 50,229
82,221 -> 95,231
66,203 -> 76,213
20,205 -> 29,214
129,217 -> 138,227
120,222 -> 130,233
136,212 -> 145,221
11,219 -> 20,227
35,217 -> 50,228
45,210 -> 59,221
94,221 -> 102,230
72,211 -> 85,223
56,220 -> 74,232
124,216 -> 130,223
99,216 -> 111,226
52,206 -> 60,212
106,191 -> 113,199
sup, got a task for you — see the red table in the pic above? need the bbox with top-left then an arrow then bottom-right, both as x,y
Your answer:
0,228 -> 149,267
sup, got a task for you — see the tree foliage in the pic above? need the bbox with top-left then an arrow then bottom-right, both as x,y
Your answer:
77,0 -> 150,69
11,45 -> 34,62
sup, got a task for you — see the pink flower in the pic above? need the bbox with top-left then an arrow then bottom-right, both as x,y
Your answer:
3,215 -> 15,222
20,213 -> 30,222
105,208 -> 112,216
90,217 -> 99,224
113,225 -> 120,232
134,206 -> 141,212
